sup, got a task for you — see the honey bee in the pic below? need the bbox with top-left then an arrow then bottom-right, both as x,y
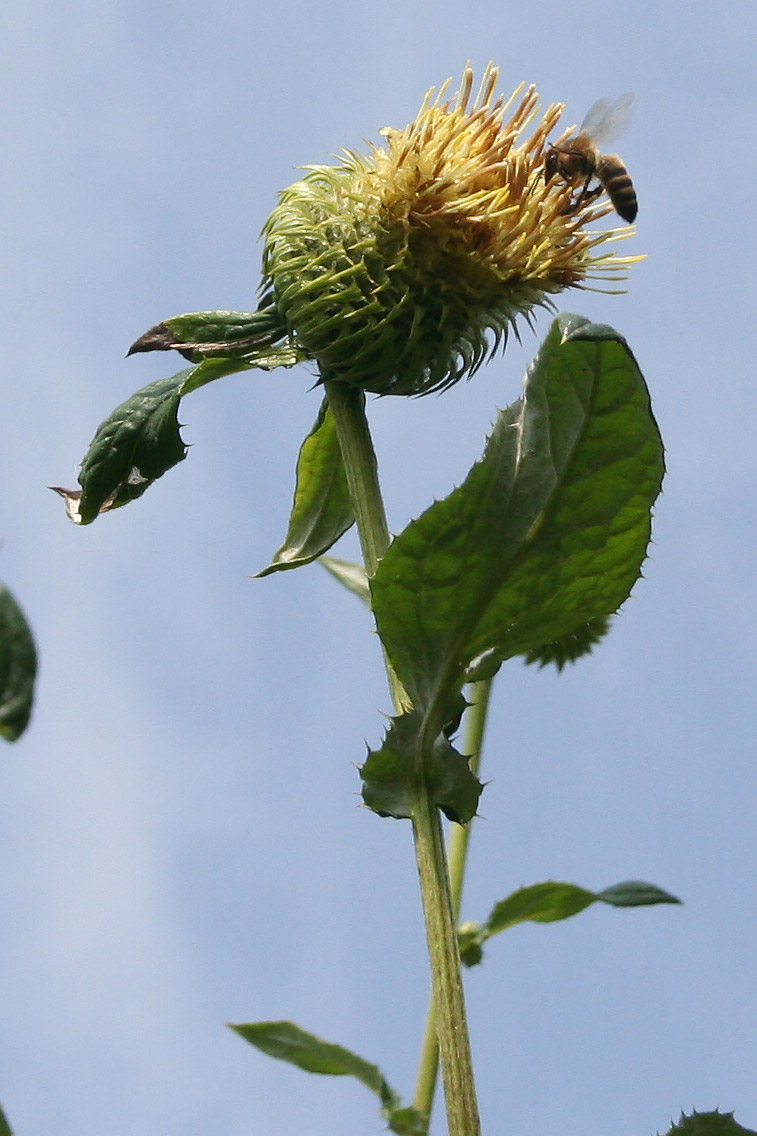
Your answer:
545,93 -> 637,222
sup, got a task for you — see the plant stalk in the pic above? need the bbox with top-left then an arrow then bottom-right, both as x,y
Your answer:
324,377 -> 481,1135
413,678 -> 493,1124
411,783 -> 482,1136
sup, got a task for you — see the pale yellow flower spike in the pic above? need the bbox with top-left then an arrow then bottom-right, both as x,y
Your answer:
263,65 -> 641,396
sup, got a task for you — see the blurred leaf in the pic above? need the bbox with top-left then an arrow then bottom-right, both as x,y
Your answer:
0,585 -> 37,741
360,709 -> 482,824
231,1021 -> 426,1135
256,399 -> 354,576
372,316 -> 664,726
320,557 -> 370,604
0,1100 -> 13,1135
596,881 -> 681,908
662,1111 -> 757,1136
459,879 -> 681,967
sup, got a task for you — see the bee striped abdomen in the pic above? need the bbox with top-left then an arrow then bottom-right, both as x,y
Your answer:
598,154 -> 637,222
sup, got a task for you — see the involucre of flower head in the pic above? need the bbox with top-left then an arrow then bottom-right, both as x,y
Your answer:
263,64 -> 639,396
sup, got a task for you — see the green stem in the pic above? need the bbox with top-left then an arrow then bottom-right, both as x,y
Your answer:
324,376 -> 481,1135
413,678 -> 493,1125
412,785 -> 481,1136
322,378 -> 390,574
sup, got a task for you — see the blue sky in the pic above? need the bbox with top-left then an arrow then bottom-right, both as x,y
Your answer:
1,3 -> 756,1134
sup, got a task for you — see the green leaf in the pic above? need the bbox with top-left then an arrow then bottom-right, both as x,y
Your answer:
231,1021 -> 426,1135
486,881 -> 599,933
662,1111 -> 757,1136
54,355 -> 258,523
459,879 -> 681,967
128,306 -> 308,370
177,355 -> 258,394
360,709 -> 482,824
521,613 -> 612,672
0,1100 -> 13,1135
371,315 -> 664,719
256,399 -> 354,576
320,557 -> 370,605
54,374 -> 188,523
0,585 -> 37,741
127,304 -> 304,364
596,880 -> 682,908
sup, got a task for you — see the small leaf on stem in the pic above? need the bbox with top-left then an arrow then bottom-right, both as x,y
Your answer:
231,1021 -> 427,1135
360,709 -> 482,824
256,399 -> 354,576
459,879 -> 681,967
320,557 -> 370,604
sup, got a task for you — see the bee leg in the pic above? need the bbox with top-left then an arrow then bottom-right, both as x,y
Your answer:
562,179 -> 603,216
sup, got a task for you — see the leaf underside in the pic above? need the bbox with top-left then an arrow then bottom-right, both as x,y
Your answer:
256,398 -> 355,576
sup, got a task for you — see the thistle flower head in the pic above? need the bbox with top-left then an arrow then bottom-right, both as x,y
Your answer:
263,64 -> 639,396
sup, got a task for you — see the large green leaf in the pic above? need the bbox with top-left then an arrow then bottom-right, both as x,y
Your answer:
256,398 -> 354,576
372,316 -> 663,719
0,585 -> 37,741
458,879 -> 681,967
231,1021 -> 426,1135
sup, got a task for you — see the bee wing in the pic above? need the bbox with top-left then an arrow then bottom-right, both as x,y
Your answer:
579,92 -> 635,143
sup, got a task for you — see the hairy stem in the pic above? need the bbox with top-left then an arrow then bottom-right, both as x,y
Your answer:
412,784 -> 482,1136
413,679 -> 492,1124
324,376 -> 481,1135
322,378 -> 389,574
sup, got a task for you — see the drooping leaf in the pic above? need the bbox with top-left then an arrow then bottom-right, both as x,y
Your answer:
55,374 -> 188,523
0,585 -> 37,741
54,355 -> 258,523
662,1111 -> 757,1136
320,557 -> 370,604
256,399 -> 354,576
0,1101 -> 12,1136
458,879 -> 681,967
360,708 -> 482,824
372,316 -> 664,724
231,1021 -> 426,1136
